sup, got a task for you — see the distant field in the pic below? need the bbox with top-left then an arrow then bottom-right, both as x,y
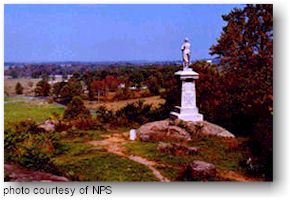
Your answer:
4,78 -> 41,96
84,96 -> 165,112
4,97 -> 64,128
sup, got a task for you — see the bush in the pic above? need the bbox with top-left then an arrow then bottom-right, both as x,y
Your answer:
115,100 -> 153,126
15,82 -> 24,95
95,106 -> 115,124
4,125 -> 65,172
35,79 -> 51,96
63,96 -> 91,120
70,118 -> 104,130
13,119 -> 41,134
94,101 -> 158,127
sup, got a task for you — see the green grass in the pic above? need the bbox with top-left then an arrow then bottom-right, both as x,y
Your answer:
124,142 -> 189,180
4,99 -> 64,128
4,97 -> 244,181
52,141 -> 158,181
61,130 -> 105,143
124,137 -> 244,180
4,97 -> 27,102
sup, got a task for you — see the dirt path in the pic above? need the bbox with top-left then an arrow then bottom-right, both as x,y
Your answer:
87,133 -> 170,182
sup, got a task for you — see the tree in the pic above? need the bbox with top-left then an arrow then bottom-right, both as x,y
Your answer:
130,71 -> 144,88
90,80 -> 106,101
54,79 -> 83,104
52,82 -> 66,98
67,78 -> 82,98
82,72 -> 95,100
210,4 -> 273,179
58,84 -> 72,104
15,82 -> 24,95
63,96 -> 91,120
192,61 -> 226,124
34,80 -> 51,96
210,4 -> 272,116
105,75 -> 119,92
147,75 -> 160,95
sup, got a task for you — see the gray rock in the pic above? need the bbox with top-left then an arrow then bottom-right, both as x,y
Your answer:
137,120 -> 191,142
179,160 -> 217,181
174,119 -> 235,138
37,120 -> 56,132
137,119 -> 235,142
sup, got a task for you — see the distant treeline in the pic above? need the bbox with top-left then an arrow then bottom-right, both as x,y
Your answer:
4,62 -> 180,79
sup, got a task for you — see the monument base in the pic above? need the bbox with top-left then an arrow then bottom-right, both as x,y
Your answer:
171,67 -> 203,122
170,111 -> 203,122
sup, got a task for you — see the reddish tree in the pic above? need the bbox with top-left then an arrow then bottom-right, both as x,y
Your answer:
105,75 -> 120,92
90,80 -> 106,100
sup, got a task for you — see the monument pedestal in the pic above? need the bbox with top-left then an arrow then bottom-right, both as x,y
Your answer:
170,68 -> 203,122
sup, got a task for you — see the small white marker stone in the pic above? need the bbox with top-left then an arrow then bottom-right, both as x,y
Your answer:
129,129 -> 136,141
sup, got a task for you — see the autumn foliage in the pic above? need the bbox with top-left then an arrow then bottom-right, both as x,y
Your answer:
209,4 -> 273,179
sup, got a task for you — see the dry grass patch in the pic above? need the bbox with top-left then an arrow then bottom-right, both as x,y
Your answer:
84,96 -> 165,112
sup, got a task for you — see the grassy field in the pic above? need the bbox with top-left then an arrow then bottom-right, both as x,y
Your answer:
4,78 -> 41,96
124,137 -> 244,180
4,97 -> 247,181
52,141 -> 158,181
84,96 -> 165,112
4,97 -> 64,128
4,97 -> 159,181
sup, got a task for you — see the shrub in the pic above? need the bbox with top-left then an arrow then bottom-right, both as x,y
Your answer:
13,119 -> 41,134
95,106 -> 115,124
70,118 -> 104,130
35,79 -> 51,96
4,127 -> 65,172
63,96 -> 91,120
15,82 -> 24,95
115,100 -> 152,126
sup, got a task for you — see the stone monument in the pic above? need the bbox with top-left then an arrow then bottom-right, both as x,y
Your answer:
170,38 -> 203,122
181,37 -> 191,69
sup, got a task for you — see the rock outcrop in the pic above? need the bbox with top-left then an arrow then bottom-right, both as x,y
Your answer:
136,119 -> 235,143
172,119 -> 235,138
136,120 -> 191,142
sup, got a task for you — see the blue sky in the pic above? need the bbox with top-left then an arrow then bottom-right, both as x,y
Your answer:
4,4 -> 243,62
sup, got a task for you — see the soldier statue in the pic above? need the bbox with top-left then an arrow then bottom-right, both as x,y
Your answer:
181,37 -> 191,69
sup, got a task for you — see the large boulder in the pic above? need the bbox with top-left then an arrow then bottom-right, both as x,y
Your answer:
178,160 -> 217,181
136,119 -> 235,142
173,119 -> 235,138
136,120 -> 191,142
